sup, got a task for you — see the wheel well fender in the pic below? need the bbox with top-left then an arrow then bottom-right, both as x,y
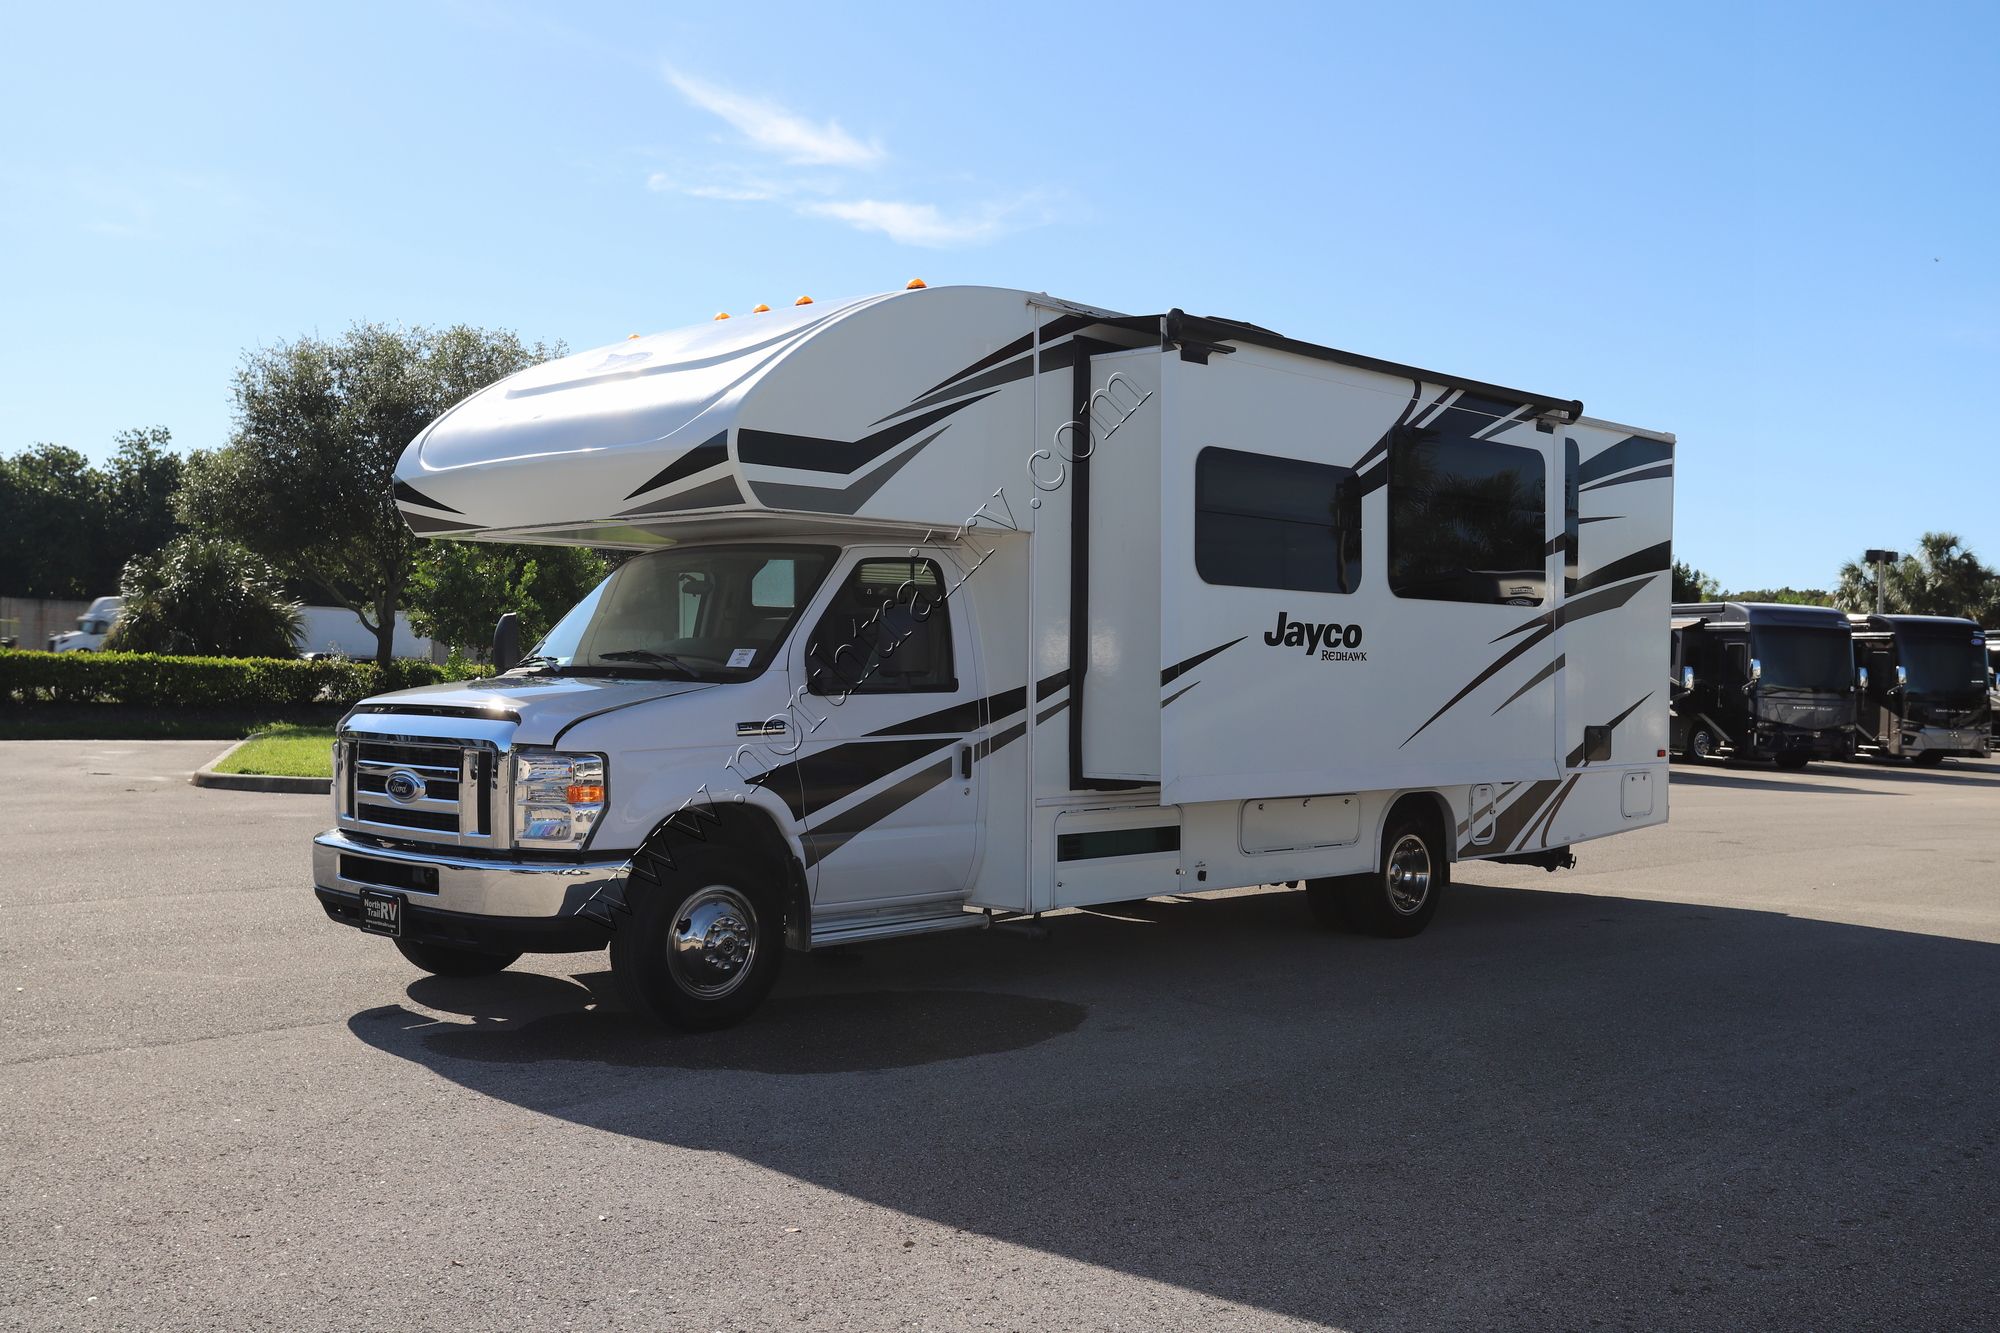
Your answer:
1379,790 -> 1457,863
627,801 -> 812,951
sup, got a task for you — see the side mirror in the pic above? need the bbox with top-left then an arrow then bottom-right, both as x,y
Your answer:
1894,664 -> 1908,691
1857,666 -> 1869,691
1748,657 -> 1762,682
1680,666 -> 1695,691
491,613 -> 521,674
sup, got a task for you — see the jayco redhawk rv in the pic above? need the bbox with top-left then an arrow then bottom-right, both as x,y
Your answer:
1669,602 -> 1856,766
310,285 -> 1676,1028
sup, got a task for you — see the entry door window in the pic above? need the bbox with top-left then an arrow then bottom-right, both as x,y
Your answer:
805,558 -> 956,697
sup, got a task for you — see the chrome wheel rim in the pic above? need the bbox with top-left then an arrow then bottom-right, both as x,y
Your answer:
1691,731 -> 1712,759
1385,833 -> 1432,916
667,885 -> 759,999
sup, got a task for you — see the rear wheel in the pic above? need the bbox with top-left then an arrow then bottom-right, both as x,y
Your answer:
1306,807 -> 1448,939
393,939 -> 520,977
611,844 -> 785,1030
1688,726 -> 1717,762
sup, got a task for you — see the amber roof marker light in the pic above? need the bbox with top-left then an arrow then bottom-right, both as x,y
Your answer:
905,278 -> 926,290
712,312 -> 730,320
795,295 -> 813,305
751,303 -> 771,313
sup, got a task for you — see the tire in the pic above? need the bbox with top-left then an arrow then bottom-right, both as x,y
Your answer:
1774,753 -> 1811,770
1306,806 -> 1448,939
393,939 -> 521,977
610,843 -> 785,1030
1688,727 -> 1717,762
1912,751 -> 1947,768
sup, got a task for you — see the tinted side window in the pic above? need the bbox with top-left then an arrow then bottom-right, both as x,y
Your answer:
1389,432 -> 1548,605
806,558 -> 956,695
1194,447 -> 1361,595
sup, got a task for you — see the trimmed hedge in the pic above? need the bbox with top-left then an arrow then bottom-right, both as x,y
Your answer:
0,649 -> 486,710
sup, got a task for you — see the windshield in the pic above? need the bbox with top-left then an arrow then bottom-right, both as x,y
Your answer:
528,545 -> 837,679
1898,631 -> 1987,700
1751,627 -> 1852,692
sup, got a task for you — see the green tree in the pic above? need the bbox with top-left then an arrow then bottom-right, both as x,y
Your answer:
1836,533 -> 2000,621
179,324 -> 560,665
106,534 -> 303,657
406,542 -> 612,655
1671,560 -> 1719,603
1727,587 -> 1833,606
0,443 -> 106,597
100,427 -> 186,583
0,429 -> 186,598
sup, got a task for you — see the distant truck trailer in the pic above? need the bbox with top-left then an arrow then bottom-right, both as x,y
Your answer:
46,596 -> 433,659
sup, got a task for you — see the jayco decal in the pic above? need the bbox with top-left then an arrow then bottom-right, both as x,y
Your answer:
1264,612 -> 1366,661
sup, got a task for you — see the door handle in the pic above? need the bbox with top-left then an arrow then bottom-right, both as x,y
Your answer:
958,742 -> 973,779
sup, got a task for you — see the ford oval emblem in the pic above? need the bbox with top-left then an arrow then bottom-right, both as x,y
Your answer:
384,770 -> 425,803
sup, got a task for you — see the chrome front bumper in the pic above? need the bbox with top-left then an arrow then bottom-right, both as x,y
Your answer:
312,830 -> 630,919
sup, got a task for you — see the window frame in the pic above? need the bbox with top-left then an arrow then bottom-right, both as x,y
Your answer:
1192,445 -> 1363,596
1386,429 -> 1550,607
804,554 -> 960,698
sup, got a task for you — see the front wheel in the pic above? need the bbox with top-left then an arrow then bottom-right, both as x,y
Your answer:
393,939 -> 521,977
1688,726 -> 1717,762
1306,808 -> 1448,939
610,846 -> 785,1030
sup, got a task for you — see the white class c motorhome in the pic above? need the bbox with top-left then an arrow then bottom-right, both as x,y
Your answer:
311,285 -> 1676,1029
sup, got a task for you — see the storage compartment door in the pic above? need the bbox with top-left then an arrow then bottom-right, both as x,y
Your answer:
1079,350 -> 1163,782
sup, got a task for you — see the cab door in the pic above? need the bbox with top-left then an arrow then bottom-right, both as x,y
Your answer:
788,548 -> 982,909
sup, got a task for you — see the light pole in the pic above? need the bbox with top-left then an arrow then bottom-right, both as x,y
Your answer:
1863,549 -> 1899,615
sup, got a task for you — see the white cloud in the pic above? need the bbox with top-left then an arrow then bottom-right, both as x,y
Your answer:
800,198 -> 1015,248
665,68 -> 884,167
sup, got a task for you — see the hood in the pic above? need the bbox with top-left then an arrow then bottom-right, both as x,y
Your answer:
349,674 -> 715,747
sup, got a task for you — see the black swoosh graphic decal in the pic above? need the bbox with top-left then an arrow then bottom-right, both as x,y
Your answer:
1566,693 -> 1654,768
739,394 -> 994,475
803,759 -> 955,868
1492,653 -> 1565,715
1163,637 -> 1245,686
394,481 -> 461,514
1576,435 -> 1672,486
1579,462 -> 1673,494
623,431 -> 727,500
1573,541 -> 1672,596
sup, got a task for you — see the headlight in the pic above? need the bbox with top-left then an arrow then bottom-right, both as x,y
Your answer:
513,750 -> 607,850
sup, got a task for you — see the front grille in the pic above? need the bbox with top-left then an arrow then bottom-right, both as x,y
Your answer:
342,735 -> 501,847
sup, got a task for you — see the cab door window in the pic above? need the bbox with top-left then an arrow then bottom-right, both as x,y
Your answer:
806,558 -> 956,696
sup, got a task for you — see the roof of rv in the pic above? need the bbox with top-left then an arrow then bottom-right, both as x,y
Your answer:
390,284 -> 1634,545
1673,601 -> 1850,629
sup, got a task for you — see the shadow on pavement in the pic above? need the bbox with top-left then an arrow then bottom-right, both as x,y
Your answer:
1668,768 -> 1881,796
349,883 -> 2000,1330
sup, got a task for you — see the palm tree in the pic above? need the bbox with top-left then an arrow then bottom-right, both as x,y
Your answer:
1835,533 -> 2000,621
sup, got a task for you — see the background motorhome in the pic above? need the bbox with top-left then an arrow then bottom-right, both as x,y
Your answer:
1848,614 -> 1991,765
47,595 -> 123,651
313,283 -> 1675,1028
1669,602 -> 1856,766
1989,637 -> 2000,745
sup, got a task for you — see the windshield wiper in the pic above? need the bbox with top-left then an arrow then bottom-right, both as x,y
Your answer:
508,654 -> 563,674
596,649 -> 702,677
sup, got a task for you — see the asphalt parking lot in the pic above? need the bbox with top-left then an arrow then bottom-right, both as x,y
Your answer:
4,741 -> 1998,1331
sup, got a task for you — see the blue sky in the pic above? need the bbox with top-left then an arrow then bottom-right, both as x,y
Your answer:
2,0 -> 1993,592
